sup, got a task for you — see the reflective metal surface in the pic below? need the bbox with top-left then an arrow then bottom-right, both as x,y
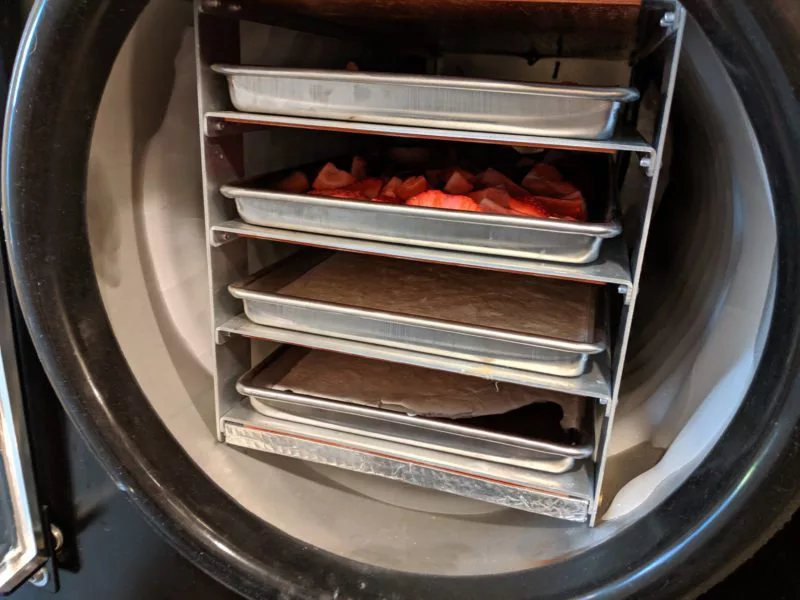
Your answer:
591,5 -> 688,524
0,237 -> 44,591
218,315 -> 612,399
240,348 -> 592,473
222,183 -> 621,264
222,405 -> 593,521
229,251 -> 605,377
212,65 -> 638,140
211,221 -> 633,288
206,111 -> 655,157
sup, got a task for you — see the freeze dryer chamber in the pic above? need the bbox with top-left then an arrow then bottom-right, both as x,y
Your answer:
3,0 -> 800,598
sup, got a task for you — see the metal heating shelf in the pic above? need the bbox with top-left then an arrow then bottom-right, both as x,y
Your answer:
211,220 -> 633,290
205,111 -> 656,159
222,403 -> 594,522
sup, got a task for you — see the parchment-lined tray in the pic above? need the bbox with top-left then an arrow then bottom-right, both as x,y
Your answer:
239,346 -> 593,473
228,251 -> 606,377
212,65 -> 639,140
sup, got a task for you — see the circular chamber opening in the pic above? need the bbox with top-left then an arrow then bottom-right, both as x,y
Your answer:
86,1 -> 775,576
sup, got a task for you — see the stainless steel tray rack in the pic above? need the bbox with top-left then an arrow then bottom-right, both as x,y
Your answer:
239,346 -> 594,473
195,0 -> 687,524
228,251 -> 606,378
212,65 -> 639,140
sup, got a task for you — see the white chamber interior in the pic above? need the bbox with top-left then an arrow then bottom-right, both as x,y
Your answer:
85,0 -> 775,575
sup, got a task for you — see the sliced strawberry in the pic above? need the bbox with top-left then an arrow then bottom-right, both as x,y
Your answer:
407,190 -> 480,212
530,163 -> 563,182
546,180 -> 580,197
275,171 -> 310,194
444,170 -> 475,195
380,176 -> 403,199
478,198 -> 516,215
476,168 -> 529,198
312,162 -> 356,190
343,177 -> 383,199
522,164 -> 579,197
533,193 -> 588,221
351,156 -> 368,180
508,197 -> 550,218
396,176 -> 429,200
468,187 -> 513,207
442,167 -> 474,181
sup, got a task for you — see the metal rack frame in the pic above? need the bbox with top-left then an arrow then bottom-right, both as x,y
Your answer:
194,0 -> 686,524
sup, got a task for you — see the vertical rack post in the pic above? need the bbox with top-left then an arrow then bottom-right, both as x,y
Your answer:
591,3 -> 687,524
195,1 -> 250,440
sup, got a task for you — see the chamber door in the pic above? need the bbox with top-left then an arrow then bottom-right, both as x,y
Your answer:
0,257 -> 45,592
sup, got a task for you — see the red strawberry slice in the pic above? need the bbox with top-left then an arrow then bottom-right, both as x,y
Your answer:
275,171 -> 310,194
444,170 -> 475,195
396,176 -> 429,200
407,190 -> 480,212
312,163 -> 356,191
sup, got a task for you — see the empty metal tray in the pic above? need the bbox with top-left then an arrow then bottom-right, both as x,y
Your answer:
221,156 -> 621,265
212,65 -> 639,140
239,346 -> 593,473
228,251 -> 606,377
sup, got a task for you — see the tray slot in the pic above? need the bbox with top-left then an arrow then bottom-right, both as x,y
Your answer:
229,251 -> 606,377
211,220 -> 633,290
207,112 -> 655,159
200,0 -> 641,60
239,346 -> 595,472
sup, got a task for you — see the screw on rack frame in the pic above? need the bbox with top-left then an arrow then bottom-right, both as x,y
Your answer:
28,567 -> 49,588
660,12 -> 676,28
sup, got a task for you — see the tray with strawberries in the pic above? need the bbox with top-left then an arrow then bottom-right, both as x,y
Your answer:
220,147 -> 621,264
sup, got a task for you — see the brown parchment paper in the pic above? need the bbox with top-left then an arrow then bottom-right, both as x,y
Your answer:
279,253 -> 596,343
267,348 -> 585,429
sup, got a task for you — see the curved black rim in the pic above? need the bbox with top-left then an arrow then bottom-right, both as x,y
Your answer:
3,0 -> 800,598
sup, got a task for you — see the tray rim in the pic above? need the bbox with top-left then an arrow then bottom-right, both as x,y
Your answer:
211,64 -> 640,103
231,288 -> 607,354
221,186 -> 623,239
248,398 -> 576,474
237,349 -> 594,460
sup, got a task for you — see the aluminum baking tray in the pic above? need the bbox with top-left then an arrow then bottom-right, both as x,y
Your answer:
228,251 -> 606,377
239,346 -> 594,473
211,65 -> 639,140
221,159 -> 621,265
